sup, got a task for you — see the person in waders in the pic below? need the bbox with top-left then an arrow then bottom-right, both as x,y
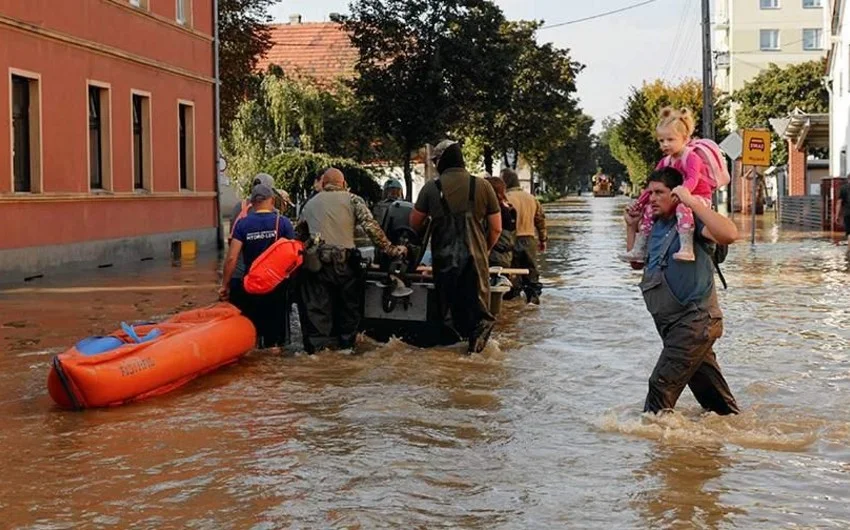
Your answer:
624,167 -> 740,415
410,140 -> 502,353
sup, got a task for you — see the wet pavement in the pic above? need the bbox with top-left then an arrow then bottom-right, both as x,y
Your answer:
1,197 -> 849,529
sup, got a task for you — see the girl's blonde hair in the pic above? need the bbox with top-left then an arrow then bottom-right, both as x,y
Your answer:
657,106 -> 696,138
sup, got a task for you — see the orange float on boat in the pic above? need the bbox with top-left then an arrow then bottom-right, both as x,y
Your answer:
47,303 -> 256,409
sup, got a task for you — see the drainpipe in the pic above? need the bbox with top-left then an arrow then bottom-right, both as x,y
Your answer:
213,0 -> 223,250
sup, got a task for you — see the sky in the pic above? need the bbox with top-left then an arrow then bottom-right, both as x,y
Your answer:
269,0 -> 704,131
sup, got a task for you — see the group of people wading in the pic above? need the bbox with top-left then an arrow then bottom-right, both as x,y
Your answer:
220,108 -> 743,417
220,140 -> 547,358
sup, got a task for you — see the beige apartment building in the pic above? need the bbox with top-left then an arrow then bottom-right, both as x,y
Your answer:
715,0 -> 827,95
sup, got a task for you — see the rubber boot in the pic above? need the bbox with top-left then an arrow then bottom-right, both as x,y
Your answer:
673,230 -> 696,262
619,232 -> 648,263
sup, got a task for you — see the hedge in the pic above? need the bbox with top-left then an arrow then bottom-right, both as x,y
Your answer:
257,150 -> 382,205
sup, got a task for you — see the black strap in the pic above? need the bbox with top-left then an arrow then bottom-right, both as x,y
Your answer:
52,356 -> 82,411
697,239 -> 728,290
467,175 -> 476,210
434,175 -> 477,215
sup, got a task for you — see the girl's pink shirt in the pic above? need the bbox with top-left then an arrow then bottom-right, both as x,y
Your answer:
655,147 -> 714,200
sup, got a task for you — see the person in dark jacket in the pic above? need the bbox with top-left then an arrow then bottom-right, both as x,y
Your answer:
410,140 -> 502,353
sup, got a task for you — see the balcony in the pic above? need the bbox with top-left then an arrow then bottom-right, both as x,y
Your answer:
715,51 -> 731,69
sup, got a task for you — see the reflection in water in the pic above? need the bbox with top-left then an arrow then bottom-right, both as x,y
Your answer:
633,443 -> 744,530
2,198 -> 850,528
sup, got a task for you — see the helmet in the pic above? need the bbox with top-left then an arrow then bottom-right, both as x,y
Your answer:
383,178 -> 403,191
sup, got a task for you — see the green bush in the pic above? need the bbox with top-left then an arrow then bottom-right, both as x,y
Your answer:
257,150 -> 381,205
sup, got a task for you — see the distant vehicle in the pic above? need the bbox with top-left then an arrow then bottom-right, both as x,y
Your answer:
592,173 -> 615,197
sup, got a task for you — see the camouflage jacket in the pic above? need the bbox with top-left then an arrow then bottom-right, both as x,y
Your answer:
296,185 -> 403,258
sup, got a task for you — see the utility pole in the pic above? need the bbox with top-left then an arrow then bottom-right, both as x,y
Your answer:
701,0 -> 715,140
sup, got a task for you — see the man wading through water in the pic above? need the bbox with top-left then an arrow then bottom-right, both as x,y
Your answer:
625,167 -> 740,415
411,140 -> 502,353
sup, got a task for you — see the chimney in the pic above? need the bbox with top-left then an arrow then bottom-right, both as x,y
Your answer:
289,14 -> 302,25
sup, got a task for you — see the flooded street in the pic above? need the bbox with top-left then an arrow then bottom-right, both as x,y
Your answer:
2,196 -> 850,529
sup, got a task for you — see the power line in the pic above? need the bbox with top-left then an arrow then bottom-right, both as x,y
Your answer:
540,0 -> 660,30
661,0 -> 695,79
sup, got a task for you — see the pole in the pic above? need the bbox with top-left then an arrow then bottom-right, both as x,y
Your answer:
751,168 -> 758,245
700,0 -> 715,141
213,0 -> 223,250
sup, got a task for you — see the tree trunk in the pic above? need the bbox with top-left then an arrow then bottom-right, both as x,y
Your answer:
484,145 -> 494,176
403,149 -> 413,202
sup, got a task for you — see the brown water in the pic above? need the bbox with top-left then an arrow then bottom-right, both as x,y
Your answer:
2,197 -> 850,529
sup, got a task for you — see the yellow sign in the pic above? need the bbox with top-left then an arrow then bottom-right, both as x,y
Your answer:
742,129 -> 772,166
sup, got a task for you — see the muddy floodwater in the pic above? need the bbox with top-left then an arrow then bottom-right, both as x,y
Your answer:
1,197 -> 849,529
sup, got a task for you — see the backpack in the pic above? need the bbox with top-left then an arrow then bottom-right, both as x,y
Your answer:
243,215 -> 304,295
700,240 -> 728,290
688,138 -> 731,189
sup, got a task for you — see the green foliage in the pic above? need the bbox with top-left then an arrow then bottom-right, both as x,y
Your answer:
219,0 -> 274,131
261,150 -> 381,205
732,58 -> 829,165
539,114 -> 596,195
335,0 -> 516,197
491,22 -> 584,170
609,78 -> 728,187
223,72 -> 378,187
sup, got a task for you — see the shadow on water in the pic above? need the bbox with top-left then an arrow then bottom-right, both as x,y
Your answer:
1,197 -> 850,528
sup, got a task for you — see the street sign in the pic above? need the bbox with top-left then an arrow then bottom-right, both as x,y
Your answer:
719,132 -> 742,160
742,129 -> 772,166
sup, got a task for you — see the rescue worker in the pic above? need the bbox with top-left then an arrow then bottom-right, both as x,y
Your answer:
220,183 -> 296,349
503,168 -> 547,305
296,168 -> 407,353
624,166 -> 740,415
485,176 -> 517,268
372,178 -> 405,227
410,140 -> 502,354
227,173 -> 292,313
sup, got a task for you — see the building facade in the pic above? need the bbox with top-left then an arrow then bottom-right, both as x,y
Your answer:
0,0 -> 217,279
827,0 -> 850,177
715,0 -> 827,96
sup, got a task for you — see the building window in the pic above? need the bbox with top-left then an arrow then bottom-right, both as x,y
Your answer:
803,29 -> 823,50
129,0 -> 148,8
802,0 -> 822,7
176,0 -> 191,25
760,0 -> 780,8
11,73 -> 41,193
88,84 -> 112,191
178,102 -> 195,190
760,30 -> 780,51
131,92 -> 152,191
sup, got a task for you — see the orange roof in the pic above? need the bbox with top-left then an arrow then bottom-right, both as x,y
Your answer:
257,22 -> 359,85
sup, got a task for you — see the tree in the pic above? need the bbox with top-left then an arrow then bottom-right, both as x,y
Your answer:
610,78 -> 728,187
539,114 -> 595,195
733,58 -> 829,165
219,0 -> 274,131
223,71 -> 370,186
335,0 -> 509,199
594,118 -> 628,189
490,22 -> 584,171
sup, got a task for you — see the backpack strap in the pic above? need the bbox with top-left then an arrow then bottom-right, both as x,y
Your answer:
696,238 -> 728,290
468,174 -> 476,211
434,178 -> 452,214
274,213 -> 281,242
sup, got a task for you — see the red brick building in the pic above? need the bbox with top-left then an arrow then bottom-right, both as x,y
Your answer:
0,0 -> 217,279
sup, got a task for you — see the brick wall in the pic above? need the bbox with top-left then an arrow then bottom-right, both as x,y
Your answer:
788,140 -> 807,196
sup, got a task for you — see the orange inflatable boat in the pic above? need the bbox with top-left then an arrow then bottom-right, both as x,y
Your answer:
47,303 -> 256,409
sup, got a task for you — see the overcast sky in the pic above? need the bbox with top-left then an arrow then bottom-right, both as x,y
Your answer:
269,0 -> 703,131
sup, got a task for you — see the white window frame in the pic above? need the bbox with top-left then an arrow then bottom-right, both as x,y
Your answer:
176,100 -> 196,191
130,89 -> 154,192
760,29 -> 781,51
802,28 -> 823,50
176,0 -> 192,26
9,68 -> 43,194
760,0 -> 780,8
86,80 -> 114,192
